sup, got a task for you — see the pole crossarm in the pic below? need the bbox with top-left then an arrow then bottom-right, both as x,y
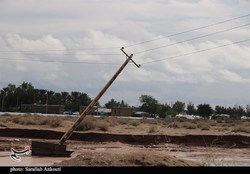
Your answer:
121,47 -> 141,68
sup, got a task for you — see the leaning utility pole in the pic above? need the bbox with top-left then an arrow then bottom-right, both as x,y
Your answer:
59,47 -> 140,144
32,47 -> 140,157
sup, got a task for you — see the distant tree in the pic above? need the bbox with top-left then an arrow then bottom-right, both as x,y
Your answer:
197,104 -> 213,118
215,105 -> 246,117
172,101 -> 185,114
187,102 -> 196,115
79,93 -> 91,106
67,91 -> 83,112
16,82 -> 35,106
34,89 -> 47,104
0,90 -> 5,111
0,82 -> 92,112
50,92 -> 62,105
156,103 -> 171,118
139,95 -> 158,114
232,105 -> 245,116
214,105 -> 227,115
166,108 -> 177,117
105,98 -> 120,108
46,90 -> 55,105
1,83 -> 17,110
61,92 -> 69,105
246,104 -> 250,117
120,100 -> 130,107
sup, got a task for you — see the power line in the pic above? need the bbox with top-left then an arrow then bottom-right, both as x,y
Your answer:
0,57 -> 121,65
0,13 -> 249,53
134,23 -> 250,54
1,39 -> 249,65
141,38 -> 250,65
2,23 -> 249,57
0,46 -> 121,53
125,13 -> 250,48
1,52 -> 123,56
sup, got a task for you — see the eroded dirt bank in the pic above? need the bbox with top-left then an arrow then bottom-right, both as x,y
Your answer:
0,128 -> 249,148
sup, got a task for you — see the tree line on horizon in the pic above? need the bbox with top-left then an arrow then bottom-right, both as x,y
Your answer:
0,82 -> 249,118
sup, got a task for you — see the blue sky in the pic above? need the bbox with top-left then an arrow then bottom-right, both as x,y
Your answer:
0,0 -> 250,107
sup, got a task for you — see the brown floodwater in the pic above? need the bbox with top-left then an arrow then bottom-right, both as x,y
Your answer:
0,143 -> 249,166
0,152 -> 71,166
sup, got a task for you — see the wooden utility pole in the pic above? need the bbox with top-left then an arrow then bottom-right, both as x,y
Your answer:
59,47 -> 140,144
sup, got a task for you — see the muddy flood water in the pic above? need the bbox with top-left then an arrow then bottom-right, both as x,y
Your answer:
0,142 -> 249,166
166,145 -> 250,166
0,152 -> 71,166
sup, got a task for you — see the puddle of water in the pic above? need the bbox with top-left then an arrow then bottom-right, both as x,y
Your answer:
0,152 -> 71,166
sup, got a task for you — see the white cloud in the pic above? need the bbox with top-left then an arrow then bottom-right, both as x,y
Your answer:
218,69 -> 245,82
6,34 -> 65,51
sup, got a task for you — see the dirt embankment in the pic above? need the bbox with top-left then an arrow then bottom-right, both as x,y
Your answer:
55,151 -> 201,166
0,128 -> 249,148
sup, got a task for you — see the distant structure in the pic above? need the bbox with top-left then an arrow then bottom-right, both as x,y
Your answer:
21,104 -> 64,114
80,106 -> 111,116
111,107 -> 133,117
133,111 -> 150,117
79,106 -> 152,118
80,106 -> 97,115
175,114 -> 202,120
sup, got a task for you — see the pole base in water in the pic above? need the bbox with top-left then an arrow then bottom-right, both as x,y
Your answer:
31,141 -> 73,157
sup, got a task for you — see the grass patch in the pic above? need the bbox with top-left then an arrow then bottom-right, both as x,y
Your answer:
197,123 -> 210,130
12,116 -> 37,125
209,121 -> 217,126
45,117 -> 62,128
232,122 -> 250,133
97,122 -> 109,132
130,120 -> 140,127
117,119 -> 128,125
148,126 -> 158,133
140,118 -> 159,124
168,122 -> 181,129
216,127 -> 229,131
182,122 -> 197,129
76,116 -> 96,131
9,115 -> 62,128
105,117 -> 118,127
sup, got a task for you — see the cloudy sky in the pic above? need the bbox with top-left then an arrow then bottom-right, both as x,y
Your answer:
0,0 -> 250,107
